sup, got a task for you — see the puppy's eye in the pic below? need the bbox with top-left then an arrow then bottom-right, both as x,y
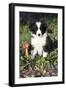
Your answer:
33,25 -> 38,30
40,24 -> 46,30
29,23 -> 38,34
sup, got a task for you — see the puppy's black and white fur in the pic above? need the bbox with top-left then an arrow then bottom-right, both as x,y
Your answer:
29,21 -> 52,59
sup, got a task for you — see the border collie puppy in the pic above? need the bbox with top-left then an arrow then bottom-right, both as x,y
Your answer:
29,21 -> 52,59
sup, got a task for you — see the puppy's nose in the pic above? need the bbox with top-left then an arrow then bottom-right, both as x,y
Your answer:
38,34 -> 40,36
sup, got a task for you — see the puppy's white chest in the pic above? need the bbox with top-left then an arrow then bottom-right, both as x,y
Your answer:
31,36 -> 46,49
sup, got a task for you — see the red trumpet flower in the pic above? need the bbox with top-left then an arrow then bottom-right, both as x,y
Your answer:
22,42 -> 29,58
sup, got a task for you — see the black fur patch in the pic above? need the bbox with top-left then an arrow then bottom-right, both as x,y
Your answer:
43,36 -> 57,53
40,22 -> 47,35
29,23 -> 38,34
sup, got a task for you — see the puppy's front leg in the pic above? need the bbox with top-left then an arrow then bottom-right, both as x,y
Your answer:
43,51 -> 48,57
31,49 -> 37,59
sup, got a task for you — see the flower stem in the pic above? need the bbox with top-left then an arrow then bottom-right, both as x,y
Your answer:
25,48 -> 28,58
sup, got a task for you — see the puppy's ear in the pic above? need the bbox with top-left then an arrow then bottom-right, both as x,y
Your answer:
40,19 -> 47,26
41,20 -> 47,26
29,22 -> 35,29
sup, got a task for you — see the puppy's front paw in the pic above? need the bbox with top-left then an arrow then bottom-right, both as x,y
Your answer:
31,49 -> 37,59
43,52 -> 48,57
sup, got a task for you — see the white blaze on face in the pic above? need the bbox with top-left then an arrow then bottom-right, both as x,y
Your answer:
36,22 -> 41,36
36,22 -> 41,28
